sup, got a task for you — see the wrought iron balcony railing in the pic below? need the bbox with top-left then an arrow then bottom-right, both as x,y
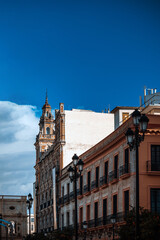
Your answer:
100,175 -> 108,186
69,191 -> 74,200
109,169 -> 119,182
83,184 -> 91,194
79,212 -> 124,229
119,163 -> 130,176
146,160 -> 160,171
91,179 -> 99,190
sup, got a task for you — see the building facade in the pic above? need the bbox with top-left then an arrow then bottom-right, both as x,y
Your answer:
34,98 -> 120,233
27,214 -> 35,234
0,195 -> 27,240
59,106 -> 160,239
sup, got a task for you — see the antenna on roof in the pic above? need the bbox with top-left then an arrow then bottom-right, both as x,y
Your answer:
45,89 -> 48,104
108,104 -> 110,113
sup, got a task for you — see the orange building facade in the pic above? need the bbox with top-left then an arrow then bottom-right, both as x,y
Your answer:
59,107 -> 160,239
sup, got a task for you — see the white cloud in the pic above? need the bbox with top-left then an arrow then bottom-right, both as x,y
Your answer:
0,101 -> 39,196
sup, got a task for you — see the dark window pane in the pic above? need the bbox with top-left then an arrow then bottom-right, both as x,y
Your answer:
94,202 -> 98,226
80,176 -> 83,195
87,205 -> 90,221
105,162 -> 108,184
103,199 -> 107,224
151,145 -> 160,171
114,155 -> 118,178
151,188 -> 160,214
125,148 -> 129,173
96,167 -> 99,187
113,195 -> 117,216
124,190 -> 129,216
88,172 -> 91,191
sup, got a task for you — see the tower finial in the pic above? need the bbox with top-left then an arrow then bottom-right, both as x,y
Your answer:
45,89 -> 48,104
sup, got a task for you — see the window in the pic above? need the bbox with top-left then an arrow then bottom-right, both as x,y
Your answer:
67,183 -> 70,200
125,148 -> 129,173
72,209 -> 75,223
62,186 -> 64,204
151,145 -> 160,171
80,207 -> 83,227
151,189 -> 160,214
103,198 -> 107,224
113,194 -> 117,216
87,171 -> 91,191
94,202 -> 98,226
124,190 -> 129,216
96,166 -> 99,188
46,192 -> 48,201
122,112 -> 129,123
114,155 -> 118,179
46,127 -> 50,135
105,161 -> 108,184
62,214 -> 64,228
87,205 -> 90,222
67,212 -> 70,227
80,175 -> 83,195
50,189 -> 52,199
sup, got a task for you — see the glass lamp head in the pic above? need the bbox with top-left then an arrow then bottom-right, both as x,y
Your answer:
28,193 -> 32,200
72,154 -> 79,166
30,197 -> 33,205
26,200 -> 30,208
139,114 -> 149,133
132,109 -> 141,126
110,216 -> 116,224
77,159 -> 84,172
83,221 -> 87,230
125,128 -> 134,145
68,166 -> 74,178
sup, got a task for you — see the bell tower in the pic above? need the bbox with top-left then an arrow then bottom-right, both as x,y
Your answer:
34,92 -> 55,164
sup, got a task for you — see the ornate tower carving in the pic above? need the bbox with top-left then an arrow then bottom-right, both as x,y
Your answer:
34,94 -> 55,164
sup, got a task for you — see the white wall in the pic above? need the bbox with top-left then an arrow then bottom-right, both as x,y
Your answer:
63,109 -> 114,167
115,109 -> 135,129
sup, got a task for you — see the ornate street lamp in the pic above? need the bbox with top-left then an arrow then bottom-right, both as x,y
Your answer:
68,154 -> 84,240
110,215 -> 116,240
26,193 -> 33,235
83,221 -> 87,240
125,109 -> 149,239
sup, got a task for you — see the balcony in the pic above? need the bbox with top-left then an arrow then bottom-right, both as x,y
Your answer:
109,169 -> 119,183
91,180 -> 99,192
82,212 -> 124,229
59,197 -> 63,205
64,194 -> 70,204
146,161 -> 160,172
83,184 -> 91,195
69,191 -> 74,201
100,175 -> 108,188
119,164 -> 130,179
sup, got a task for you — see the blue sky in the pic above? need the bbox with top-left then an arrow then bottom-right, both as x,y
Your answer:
0,0 -> 160,112
0,0 -> 160,196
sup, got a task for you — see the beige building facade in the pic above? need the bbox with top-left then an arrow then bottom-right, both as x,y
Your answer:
34,98 -> 118,233
0,195 -> 27,240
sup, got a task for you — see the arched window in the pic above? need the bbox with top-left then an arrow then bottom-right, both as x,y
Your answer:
46,127 -> 50,135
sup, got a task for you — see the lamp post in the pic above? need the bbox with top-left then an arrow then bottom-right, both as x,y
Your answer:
83,221 -> 87,240
68,154 -> 84,240
125,109 -> 149,240
110,215 -> 116,240
26,193 -> 33,235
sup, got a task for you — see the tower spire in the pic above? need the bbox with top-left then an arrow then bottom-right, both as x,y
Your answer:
45,89 -> 48,104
